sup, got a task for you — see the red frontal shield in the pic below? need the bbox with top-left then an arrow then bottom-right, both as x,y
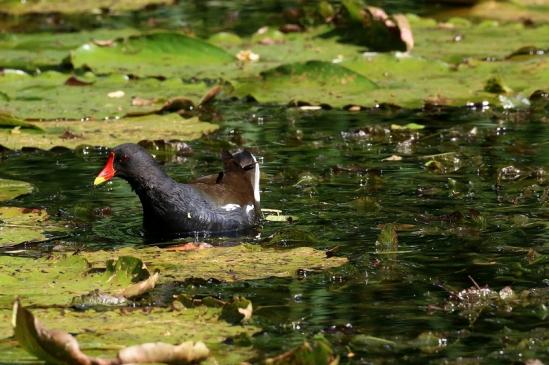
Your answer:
94,152 -> 116,185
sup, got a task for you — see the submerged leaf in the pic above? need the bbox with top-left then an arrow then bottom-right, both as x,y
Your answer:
219,297 -> 253,324
376,223 -> 398,250
266,334 -> 338,365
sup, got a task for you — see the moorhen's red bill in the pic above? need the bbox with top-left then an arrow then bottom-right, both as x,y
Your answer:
94,143 -> 261,237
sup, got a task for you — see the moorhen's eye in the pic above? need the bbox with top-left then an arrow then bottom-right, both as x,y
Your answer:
120,154 -> 130,163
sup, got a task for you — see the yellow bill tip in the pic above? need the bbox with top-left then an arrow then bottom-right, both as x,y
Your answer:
94,176 -> 107,186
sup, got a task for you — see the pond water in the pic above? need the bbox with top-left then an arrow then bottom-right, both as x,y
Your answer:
1,0 -> 548,363
2,100 -> 548,363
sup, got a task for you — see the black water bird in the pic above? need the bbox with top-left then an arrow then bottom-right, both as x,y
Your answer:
94,143 -> 261,238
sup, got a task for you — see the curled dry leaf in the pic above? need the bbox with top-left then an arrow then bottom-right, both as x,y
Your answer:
93,39 -> 114,47
120,271 -> 160,299
13,299 -> 211,365
117,341 -> 209,365
199,85 -> 222,106
12,299 -> 94,365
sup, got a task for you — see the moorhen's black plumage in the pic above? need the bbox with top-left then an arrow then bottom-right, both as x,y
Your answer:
94,143 -> 261,237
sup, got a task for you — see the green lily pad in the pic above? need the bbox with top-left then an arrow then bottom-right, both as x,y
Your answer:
0,178 -> 33,201
235,60 -> 377,107
0,245 -> 347,308
0,0 -> 172,15
0,302 -> 257,365
71,33 -> 235,79
0,112 -> 43,131
409,15 -> 549,64
0,113 -> 218,150
0,207 -> 64,247
437,0 -> 549,23
0,71 -> 211,120
341,53 -> 549,108
0,29 -> 140,70
81,245 -> 347,284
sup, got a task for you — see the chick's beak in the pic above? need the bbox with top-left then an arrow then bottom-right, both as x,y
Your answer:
94,152 -> 116,186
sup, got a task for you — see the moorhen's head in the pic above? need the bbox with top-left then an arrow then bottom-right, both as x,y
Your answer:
94,143 -> 162,186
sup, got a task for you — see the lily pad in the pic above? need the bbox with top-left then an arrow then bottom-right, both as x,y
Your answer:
1,300 -> 257,365
0,112 -> 43,131
235,60 -> 377,107
0,207 -> 64,247
437,0 -> 549,23
71,33 -> 235,79
0,0 -> 173,15
0,71 -> 212,120
0,245 -> 347,308
0,178 -> 33,201
409,15 -> 549,64
81,245 -> 348,284
0,29 -> 140,70
0,113 -> 218,150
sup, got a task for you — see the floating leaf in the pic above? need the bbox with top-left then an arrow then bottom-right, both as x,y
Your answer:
0,207 -> 64,247
71,33 -> 235,79
0,113 -> 218,150
0,0 -> 172,15
0,71 -> 211,120
12,299 -> 212,364
104,256 -> 150,285
0,178 -> 33,201
119,272 -> 159,299
235,60 -> 377,107
0,112 -> 42,131
0,245 -> 347,308
12,299 -> 91,365
2,302 -> 256,364
118,341 -> 210,364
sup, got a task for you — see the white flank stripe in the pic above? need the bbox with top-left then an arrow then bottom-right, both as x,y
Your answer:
221,204 -> 240,211
251,154 -> 260,202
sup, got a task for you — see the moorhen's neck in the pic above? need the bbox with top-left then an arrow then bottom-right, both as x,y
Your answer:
122,163 -> 174,196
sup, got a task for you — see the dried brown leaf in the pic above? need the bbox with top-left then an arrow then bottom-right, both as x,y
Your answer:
120,271 -> 160,299
117,341 -> 209,364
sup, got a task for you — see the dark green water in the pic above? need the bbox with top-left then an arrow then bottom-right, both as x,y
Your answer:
2,101 -> 548,363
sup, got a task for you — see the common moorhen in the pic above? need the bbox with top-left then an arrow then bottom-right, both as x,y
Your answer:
94,143 -> 261,237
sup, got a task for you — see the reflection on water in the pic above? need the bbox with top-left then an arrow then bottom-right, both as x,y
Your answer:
2,100 -> 548,362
